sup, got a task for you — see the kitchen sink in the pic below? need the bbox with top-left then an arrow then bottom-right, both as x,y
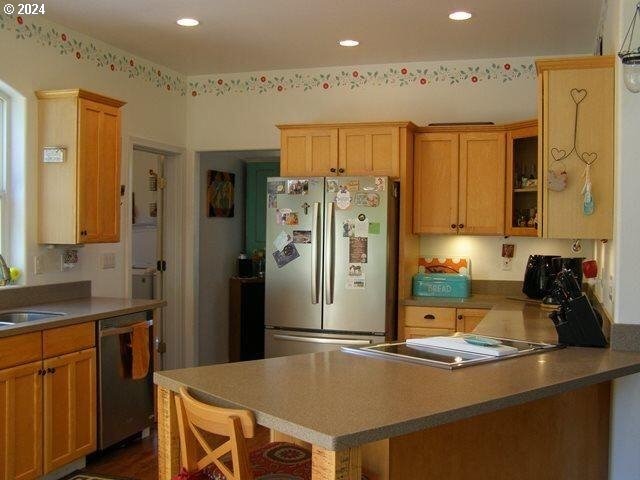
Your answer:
0,311 -> 66,325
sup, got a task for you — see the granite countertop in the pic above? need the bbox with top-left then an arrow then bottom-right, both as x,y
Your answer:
0,297 -> 166,338
155,298 -> 640,451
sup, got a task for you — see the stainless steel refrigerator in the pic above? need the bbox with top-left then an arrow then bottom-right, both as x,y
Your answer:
265,176 -> 398,357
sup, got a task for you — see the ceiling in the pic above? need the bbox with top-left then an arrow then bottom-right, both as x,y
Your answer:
44,0 -> 604,76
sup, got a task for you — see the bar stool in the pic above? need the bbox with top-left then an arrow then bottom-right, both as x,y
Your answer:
173,387 -> 375,480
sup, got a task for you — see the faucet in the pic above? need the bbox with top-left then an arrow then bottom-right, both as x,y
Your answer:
0,254 -> 10,286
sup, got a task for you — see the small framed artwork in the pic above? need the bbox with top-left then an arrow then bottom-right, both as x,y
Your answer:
207,170 -> 235,217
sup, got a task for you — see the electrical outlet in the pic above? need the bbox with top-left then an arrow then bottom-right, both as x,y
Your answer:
100,253 -> 116,270
34,256 -> 43,275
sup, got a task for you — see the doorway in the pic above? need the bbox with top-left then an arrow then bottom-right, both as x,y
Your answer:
127,140 -> 185,371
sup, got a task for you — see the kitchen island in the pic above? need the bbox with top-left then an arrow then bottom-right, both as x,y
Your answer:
154,301 -> 640,479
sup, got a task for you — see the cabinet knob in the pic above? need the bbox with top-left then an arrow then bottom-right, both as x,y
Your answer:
47,367 -> 56,374
338,168 -> 345,174
451,224 -> 457,230
330,168 -> 336,173
423,314 -> 436,320
38,369 -> 45,376
458,224 -> 465,229
457,314 -> 463,320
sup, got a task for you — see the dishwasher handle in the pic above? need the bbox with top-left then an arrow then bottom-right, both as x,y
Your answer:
273,333 -> 373,346
100,319 -> 153,338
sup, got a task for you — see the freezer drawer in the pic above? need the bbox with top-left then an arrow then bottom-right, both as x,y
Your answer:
265,328 -> 385,358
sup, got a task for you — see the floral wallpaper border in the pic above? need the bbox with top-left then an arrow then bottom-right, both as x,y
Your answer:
0,13 -> 187,95
188,61 -> 536,97
1,12 -> 535,98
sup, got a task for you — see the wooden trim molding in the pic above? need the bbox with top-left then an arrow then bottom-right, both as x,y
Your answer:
535,55 -> 615,74
417,119 -> 536,133
35,89 -> 126,108
278,121 -> 417,130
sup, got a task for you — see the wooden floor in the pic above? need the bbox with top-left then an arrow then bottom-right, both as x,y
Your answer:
80,430 -> 158,480
80,425 -> 272,480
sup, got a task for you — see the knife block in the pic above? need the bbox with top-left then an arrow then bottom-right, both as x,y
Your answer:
549,294 -> 607,347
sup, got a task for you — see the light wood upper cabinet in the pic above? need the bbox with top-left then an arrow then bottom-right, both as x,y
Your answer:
459,132 -> 506,235
413,131 -> 505,235
413,133 -> 459,234
0,361 -> 43,480
279,123 -> 413,177
37,89 -> 125,244
279,127 -> 338,176
43,348 -> 96,474
338,126 -> 400,177
505,123 -> 539,237
537,56 -> 615,239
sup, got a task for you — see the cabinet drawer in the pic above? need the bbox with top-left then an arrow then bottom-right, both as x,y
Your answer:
404,326 -> 455,339
43,322 -> 95,358
404,306 -> 456,329
0,332 -> 42,370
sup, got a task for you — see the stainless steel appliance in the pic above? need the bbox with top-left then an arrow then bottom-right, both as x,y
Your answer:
265,176 -> 397,357
341,334 -> 559,369
98,312 -> 154,449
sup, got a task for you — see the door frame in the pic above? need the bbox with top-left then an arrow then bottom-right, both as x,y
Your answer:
124,136 -> 194,368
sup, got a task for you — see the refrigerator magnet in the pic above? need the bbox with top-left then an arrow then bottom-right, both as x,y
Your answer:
348,263 -> 364,277
354,218 -> 369,237
342,220 -> 355,237
346,179 -> 360,192
273,231 -> 293,251
292,230 -> 312,243
272,243 -> 300,268
374,177 -> 385,191
275,208 -> 291,225
349,237 -> 368,264
346,275 -> 366,290
327,179 -> 339,193
335,188 -> 351,210
268,181 -> 286,195
268,193 -> 277,209
287,179 -> 309,195
368,222 -> 381,235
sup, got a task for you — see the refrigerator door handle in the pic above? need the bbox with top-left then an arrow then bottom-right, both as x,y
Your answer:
325,201 -> 335,305
273,334 -> 373,346
311,202 -> 321,304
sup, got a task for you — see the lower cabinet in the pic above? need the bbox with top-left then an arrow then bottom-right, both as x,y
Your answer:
0,326 -> 96,480
401,306 -> 489,340
43,348 -> 96,473
0,361 -> 43,480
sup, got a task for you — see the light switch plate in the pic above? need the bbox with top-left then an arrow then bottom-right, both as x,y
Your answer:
100,253 -> 116,270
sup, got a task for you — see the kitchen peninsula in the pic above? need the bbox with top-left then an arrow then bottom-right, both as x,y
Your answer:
155,300 -> 640,480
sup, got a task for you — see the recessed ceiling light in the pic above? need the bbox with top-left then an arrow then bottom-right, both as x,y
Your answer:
177,18 -> 199,27
449,11 -> 473,21
338,39 -> 360,47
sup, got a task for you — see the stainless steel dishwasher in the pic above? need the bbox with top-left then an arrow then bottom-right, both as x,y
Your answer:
98,311 -> 154,449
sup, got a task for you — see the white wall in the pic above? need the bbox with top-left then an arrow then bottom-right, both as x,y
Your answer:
187,57 -> 538,150
419,235 -> 591,281
607,1 -> 640,478
0,13 -> 186,296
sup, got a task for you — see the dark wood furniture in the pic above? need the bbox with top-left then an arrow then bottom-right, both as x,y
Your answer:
229,276 -> 265,362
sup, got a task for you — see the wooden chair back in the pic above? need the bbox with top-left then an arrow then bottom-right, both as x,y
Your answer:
175,387 -> 257,480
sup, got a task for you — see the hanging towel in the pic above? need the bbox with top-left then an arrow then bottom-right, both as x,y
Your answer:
131,322 -> 151,379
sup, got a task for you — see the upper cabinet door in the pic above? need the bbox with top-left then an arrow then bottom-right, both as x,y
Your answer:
97,104 -> 121,242
458,132 -> 506,235
539,57 -> 614,239
77,99 -> 102,243
338,126 -> 400,177
413,133 -> 459,234
280,128 -> 338,176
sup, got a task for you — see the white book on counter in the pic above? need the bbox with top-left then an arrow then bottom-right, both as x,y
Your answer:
406,336 -> 519,357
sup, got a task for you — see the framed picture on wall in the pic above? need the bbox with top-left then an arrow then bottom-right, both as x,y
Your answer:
206,170 -> 235,217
